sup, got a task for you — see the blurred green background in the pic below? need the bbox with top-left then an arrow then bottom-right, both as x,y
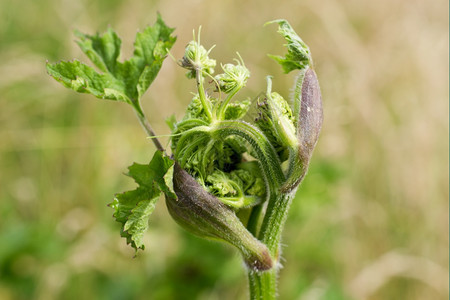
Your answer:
1,0 -> 448,299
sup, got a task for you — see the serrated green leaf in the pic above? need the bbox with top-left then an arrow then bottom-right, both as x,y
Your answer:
75,28 -> 121,73
126,14 -> 177,101
47,13 -> 176,106
267,19 -> 311,73
137,64 -> 157,100
46,60 -> 131,103
123,197 -> 157,250
111,151 -> 174,251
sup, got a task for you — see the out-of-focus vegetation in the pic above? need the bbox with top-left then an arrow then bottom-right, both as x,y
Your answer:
0,0 -> 448,299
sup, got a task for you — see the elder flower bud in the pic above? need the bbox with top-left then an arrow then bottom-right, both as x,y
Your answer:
215,57 -> 250,94
180,40 -> 216,79
166,163 -> 273,272
264,81 -> 298,149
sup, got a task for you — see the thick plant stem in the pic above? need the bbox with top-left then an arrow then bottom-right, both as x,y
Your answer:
258,192 -> 295,255
248,269 -> 277,300
247,192 -> 295,299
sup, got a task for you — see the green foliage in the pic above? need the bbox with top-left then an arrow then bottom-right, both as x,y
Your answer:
46,60 -> 131,103
45,14 -> 178,251
266,19 -> 311,73
74,28 -> 122,74
110,151 -> 174,251
46,14 -> 176,110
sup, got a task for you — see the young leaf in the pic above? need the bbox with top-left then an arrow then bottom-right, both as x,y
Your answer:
110,151 -> 174,251
266,19 -> 311,73
130,14 -> 177,100
46,13 -> 176,106
46,60 -> 131,103
75,28 -> 122,74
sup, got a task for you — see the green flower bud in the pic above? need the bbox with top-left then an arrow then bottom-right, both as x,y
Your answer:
266,91 -> 297,149
166,162 -> 273,271
180,40 -> 216,78
255,77 -> 297,161
215,58 -> 250,94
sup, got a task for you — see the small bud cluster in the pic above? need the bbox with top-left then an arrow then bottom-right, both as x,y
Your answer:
215,57 -> 250,94
180,40 -> 216,78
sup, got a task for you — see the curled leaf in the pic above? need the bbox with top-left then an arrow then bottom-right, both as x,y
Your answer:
110,151 -> 174,251
266,19 -> 312,73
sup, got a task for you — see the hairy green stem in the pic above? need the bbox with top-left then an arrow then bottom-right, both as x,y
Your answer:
209,119 -> 294,298
135,109 -> 165,152
248,269 -> 277,300
259,192 -> 294,258
247,192 -> 295,299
